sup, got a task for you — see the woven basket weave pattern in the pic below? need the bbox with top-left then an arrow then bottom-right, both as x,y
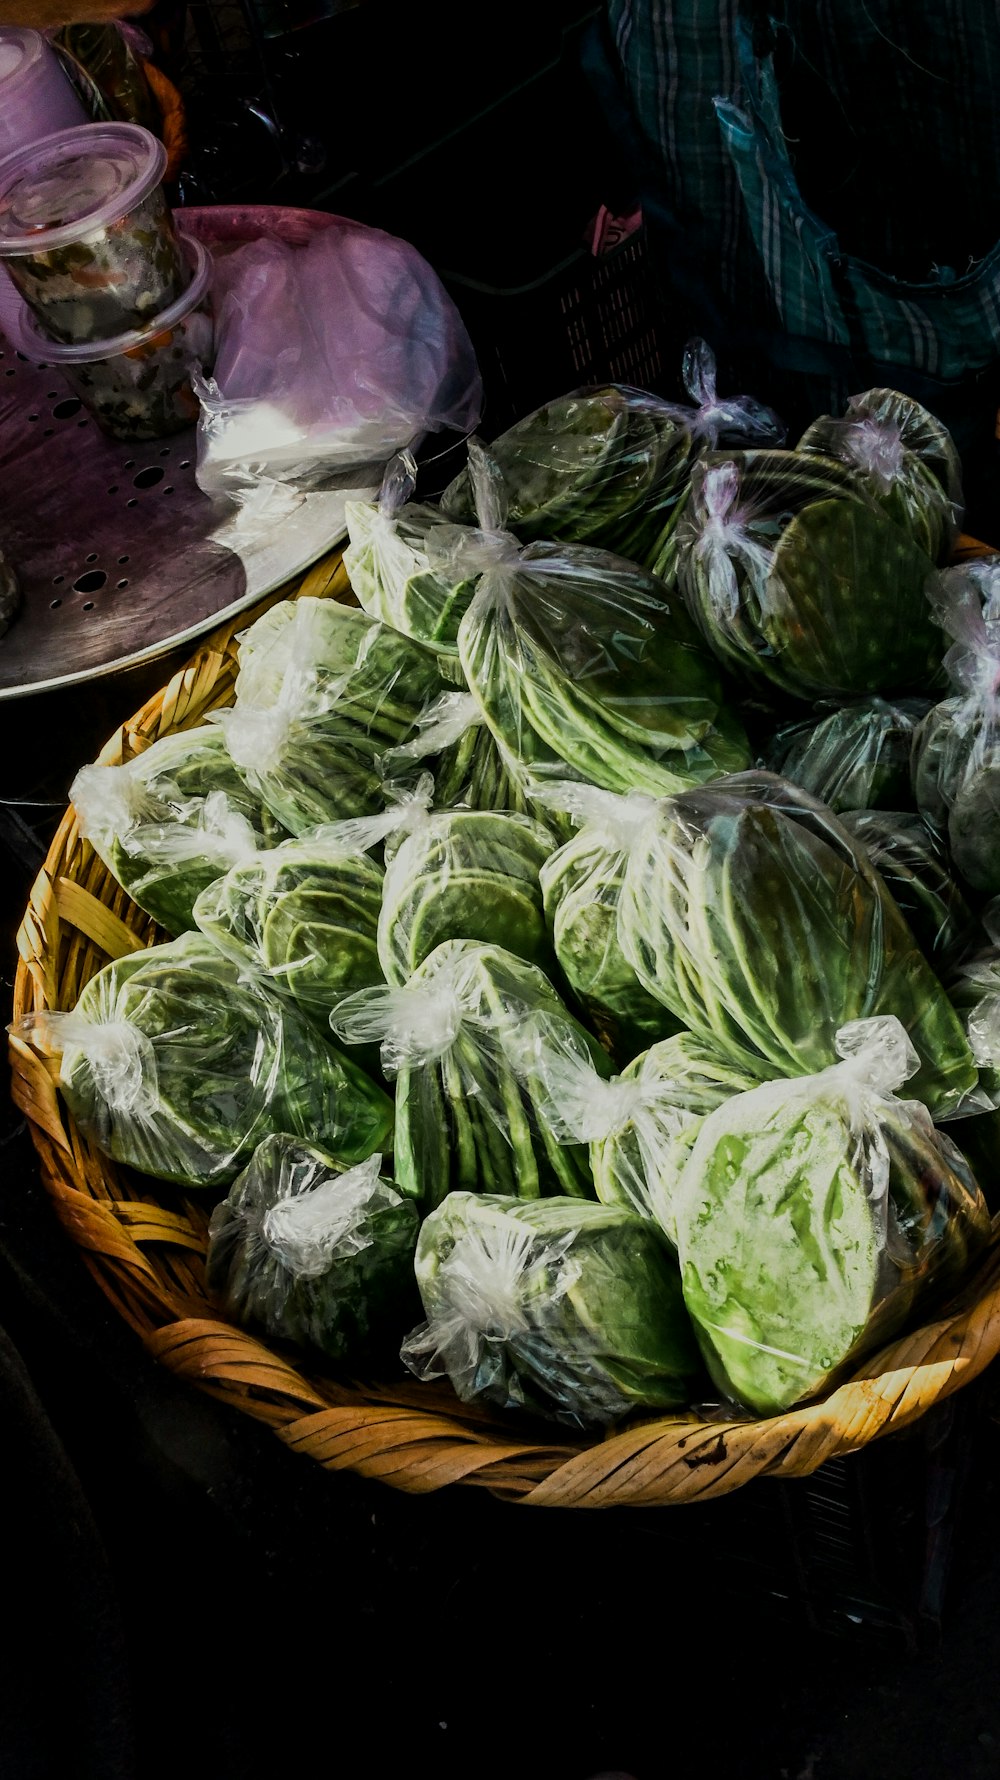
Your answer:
10,545 -> 1000,1507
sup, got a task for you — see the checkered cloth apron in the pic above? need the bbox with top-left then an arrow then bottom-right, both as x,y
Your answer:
601,1 -> 1000,443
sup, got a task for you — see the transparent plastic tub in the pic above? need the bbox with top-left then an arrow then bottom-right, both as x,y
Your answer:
0,28 -> 88,157
0,121 -> 187,344
24,230 -> 213,441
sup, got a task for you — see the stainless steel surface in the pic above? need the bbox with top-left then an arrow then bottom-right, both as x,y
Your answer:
0,206 -> 360,699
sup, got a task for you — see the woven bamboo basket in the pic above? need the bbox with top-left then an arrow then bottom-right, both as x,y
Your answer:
10,540 -> 1000,1508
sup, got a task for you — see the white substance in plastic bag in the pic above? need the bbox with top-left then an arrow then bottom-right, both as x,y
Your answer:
195,223 -> 482,504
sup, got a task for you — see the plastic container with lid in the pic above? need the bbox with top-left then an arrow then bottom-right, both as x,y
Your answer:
0,28 -> 88,157
0,121 -> 187,344
24,230 -> 213,441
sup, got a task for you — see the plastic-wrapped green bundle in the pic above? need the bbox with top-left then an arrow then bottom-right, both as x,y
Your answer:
207,1138 -> 419,1362
679,452 -> 942,701
216,597 -> 446,834
617,772 -> 980,1120
378,809 -> 554,986
441,341 -> 782,569
381,689 -> 529,817
797,388 -> 962,563
330,938 -> 611,1208
344,450 -> 478,657
454,442 -> 750,798
910,557 -> 1000,895
402,1192 -> 700,1428
12,933 -> 394,1189
70,727 -> 281,935
510,1011 -> 769,1245
673,1018 -> 990,1416
534,782 -> 684,1062
192,810 -> 402,1017
948,911 -> 1000,1109
840,809 -> 977,977
766,697 -> 929,815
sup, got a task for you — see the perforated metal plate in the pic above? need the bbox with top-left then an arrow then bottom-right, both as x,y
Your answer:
0,207 -> 360,699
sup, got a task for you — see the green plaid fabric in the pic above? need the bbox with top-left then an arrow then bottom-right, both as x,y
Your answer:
602,2 -> 1000,439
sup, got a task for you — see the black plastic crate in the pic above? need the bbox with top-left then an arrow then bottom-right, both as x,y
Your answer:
441,225 -> 667,436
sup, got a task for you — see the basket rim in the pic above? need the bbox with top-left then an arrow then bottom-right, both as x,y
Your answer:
9,536 -> 1000,1508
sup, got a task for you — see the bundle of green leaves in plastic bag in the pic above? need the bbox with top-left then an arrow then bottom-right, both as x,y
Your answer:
766,696 -> 929,815
216,597 -> 446,834
330,938 -> 610,1208
70,727 -> 281,935
401,1191 -> 701,1428
840,809 -> 977,977
377,808 -> 554,986
616,771 -> 980,1119
797,388 -> 962,564
911,557 -> 1000,895
207,1138 -> 420,1362
510,1009 -> 770,1245
343,449 -> 478,657
679,451 -> 943,701
672,1017 -> 990,1416
12,933 -> 394,1189
191,808 -> 408,1017
533,781 -> 684,1061
381,689 -> 529,817
454,441 -> 750,797
440,340 -> 783,571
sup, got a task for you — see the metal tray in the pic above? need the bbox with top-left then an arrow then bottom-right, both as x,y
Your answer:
0,205 -> 365,700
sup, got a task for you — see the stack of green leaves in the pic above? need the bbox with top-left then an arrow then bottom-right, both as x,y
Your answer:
911,557 -> 1000,895
71,726 -> 281,936
402,1191 -> 701,1428
679,451 -> 942,700
207,1139 -> 420,1363
192,816 -> 392,1019
377,809 -> 554,986
330,938 -> 611,1209
767,697 -> 929,815
344,450 -> 479,658
216,596 -> 446,834
673,1017 -> 990,1416
14,933 -> 394,1189
840,809 -> 977,977
455,443 -> 750,797
797,388 -> 962,563
616,771 -> 979,1119
534,781 -> 684,1061
381,689 -> 529,817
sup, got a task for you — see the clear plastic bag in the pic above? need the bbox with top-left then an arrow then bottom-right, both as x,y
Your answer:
206,1138 -> 420,1362
797,388 -> 962,563
343,450 -> 479,658
330,938 -> 610,1209
910,556 -> 1000,895
381,688 -> 529,818
452,441 -> 750,797
678,450 -> 943,701
377,808 -> 554,987
948,904 -> 1000,1111
508,1010 -> 770,1245
532,779 -> 683,1063
439,339 -> 783,572
766,696 -> 930,815
194,221 -> 482,502
672,1017 -> 990,1416
70,726 -> 280,935
616,770 -> 981,1121
191,808 -> 408,1017
401,1191 -> 700,1429
840,809 -> 977,977
216,596 -> 446,834
11,932 -> 394,1189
